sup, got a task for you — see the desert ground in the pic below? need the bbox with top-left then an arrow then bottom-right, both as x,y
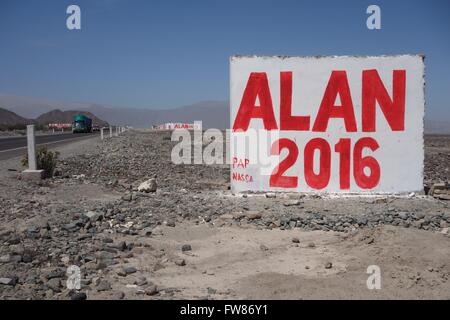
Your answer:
0,130 -> 449,300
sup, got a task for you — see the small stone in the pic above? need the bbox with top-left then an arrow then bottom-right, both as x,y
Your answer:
246,211 -> 262,220
96,280 -> 112,292
40,229 -> 49,238
175,258 -> 186,266
22,252 -> 33,263
398,212 -> 409,220
0,254 -> 11,263
123,266 -> 137,275
114,291 -> 125,300
63,223 -> 79,231
207,287 -> 217,295
219,214 -> 234,220
308,242 -> 316,248
284,200 -> 301,206
138,178 -> 157,193
10,255 -> 23,263
115,241 -> 128,251
134,277 -> 148,286
181,244 -> 192,252
84,211 -> 103,222
46,268 -> 65,279
325,262 -> 333,269
121,194 -> 132,202
0,277 -> 18,286
70,292 -> 87,300
47,278 -> 61,292
145,284 -> 158,296
357,217 -> 368,225
96,261 -> 108,270
291,237 -> 300,243
260,244 -> 269,251
142,228 -> 153,236
166,220 -> 176,227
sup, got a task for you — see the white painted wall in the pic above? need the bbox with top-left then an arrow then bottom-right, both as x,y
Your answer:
230,55 -> 425,194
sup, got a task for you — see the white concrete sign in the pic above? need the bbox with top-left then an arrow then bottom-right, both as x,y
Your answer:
230,55 -> 425,194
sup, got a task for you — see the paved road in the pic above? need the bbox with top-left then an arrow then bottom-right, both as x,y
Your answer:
0,132 -> 99,161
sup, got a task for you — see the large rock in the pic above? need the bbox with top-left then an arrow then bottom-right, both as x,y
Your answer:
430,182 -> 450,200
0,277 -> 18,286
138,179 -> 157,193
83,211 -> 103,222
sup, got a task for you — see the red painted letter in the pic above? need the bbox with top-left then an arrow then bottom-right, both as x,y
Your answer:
312,71 -> 357,132
232,72 -> 278,131
335,138 -> 351,190
280,71 -> 310,131
304,138 -> 331,189
354,137 -> 380,189
362,70 -> 406,131
270,138 -> 299,188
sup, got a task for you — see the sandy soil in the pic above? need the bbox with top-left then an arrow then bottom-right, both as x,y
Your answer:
84,222 -> 450,300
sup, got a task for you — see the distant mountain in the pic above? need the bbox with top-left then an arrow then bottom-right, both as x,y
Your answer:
0,93 -> 87,119
0,94 -> 229,128
82,101 -> 229,128
0,107 -> 33,126
36,109 -> 109,127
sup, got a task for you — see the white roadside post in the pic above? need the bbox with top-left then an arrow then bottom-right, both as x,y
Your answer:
101,127 -> 104,140
27,125 -> 37,170
109,126 -> 112,138
21,125 -> 44,181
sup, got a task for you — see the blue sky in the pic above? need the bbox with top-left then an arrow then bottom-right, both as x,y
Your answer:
0,0 -> 449,120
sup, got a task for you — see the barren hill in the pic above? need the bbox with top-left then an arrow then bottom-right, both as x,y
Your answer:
0,107 -> 33,126
36,109 -> 109,126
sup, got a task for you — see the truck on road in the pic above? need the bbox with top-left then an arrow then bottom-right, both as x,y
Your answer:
72,115 -> 93,133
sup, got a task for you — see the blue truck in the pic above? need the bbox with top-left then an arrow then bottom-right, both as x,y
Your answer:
72,115 -> 93,133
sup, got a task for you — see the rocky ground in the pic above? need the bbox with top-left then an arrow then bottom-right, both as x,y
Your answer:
0,130 -> 449,299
